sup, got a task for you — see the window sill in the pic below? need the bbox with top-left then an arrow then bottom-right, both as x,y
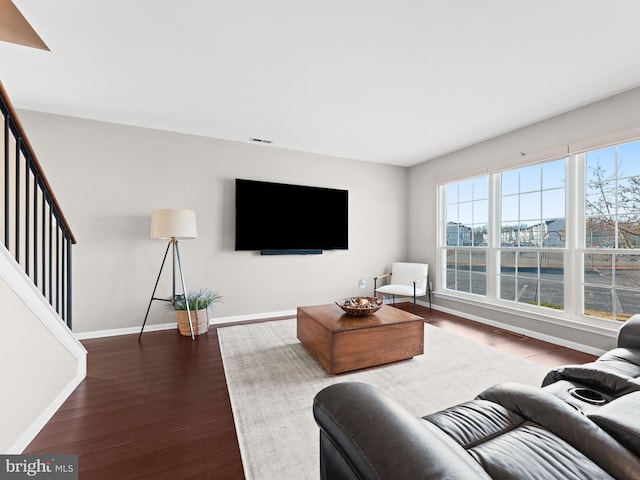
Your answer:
434,290 -> 619,339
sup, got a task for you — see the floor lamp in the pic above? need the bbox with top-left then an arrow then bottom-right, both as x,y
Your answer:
139,209 -> 198,341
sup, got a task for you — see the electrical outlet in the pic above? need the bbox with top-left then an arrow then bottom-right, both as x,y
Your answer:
359,279 -> 366,289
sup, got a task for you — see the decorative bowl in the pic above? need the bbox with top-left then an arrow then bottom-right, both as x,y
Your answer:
335,296 -> 384,316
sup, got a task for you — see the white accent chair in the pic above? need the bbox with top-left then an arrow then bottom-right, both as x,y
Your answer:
374,262 -> 430,314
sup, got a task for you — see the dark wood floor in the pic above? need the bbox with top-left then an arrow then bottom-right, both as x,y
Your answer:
24,305 -> 597,479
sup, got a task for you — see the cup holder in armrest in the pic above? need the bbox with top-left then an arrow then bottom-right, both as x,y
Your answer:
569,388 -> 608,405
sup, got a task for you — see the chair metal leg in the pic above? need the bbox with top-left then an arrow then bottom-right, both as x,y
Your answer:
413,283 -> 417,314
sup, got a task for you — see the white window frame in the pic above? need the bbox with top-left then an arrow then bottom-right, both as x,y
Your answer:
442,176 -> 489,296
436,151 -> 635,331
579,144 -> 640,322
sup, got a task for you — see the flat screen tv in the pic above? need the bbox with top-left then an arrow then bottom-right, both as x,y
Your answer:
235,179 -> 348,253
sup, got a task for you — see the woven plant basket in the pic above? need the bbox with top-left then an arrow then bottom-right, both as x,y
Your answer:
177,308 -> 210,336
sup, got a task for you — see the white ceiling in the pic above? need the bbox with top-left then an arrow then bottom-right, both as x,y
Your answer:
2,1 -> 640,167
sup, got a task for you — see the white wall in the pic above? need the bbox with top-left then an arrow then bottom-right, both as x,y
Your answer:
17,111 -> 409,333
408,85 -> 640,352
0,246 -> 86,453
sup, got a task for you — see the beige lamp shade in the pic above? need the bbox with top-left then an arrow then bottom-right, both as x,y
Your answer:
151,209 -> 198,239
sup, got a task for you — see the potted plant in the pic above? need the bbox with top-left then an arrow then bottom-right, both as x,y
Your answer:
173,288 -> 222,336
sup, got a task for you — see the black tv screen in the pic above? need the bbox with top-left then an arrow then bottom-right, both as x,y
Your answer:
235,179 -> 348,252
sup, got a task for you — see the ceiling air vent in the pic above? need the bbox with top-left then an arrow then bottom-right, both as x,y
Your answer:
249,137 -> 273,144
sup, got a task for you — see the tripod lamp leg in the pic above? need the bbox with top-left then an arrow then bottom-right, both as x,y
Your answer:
174,240 -> 195,340
139,241 -> 172,342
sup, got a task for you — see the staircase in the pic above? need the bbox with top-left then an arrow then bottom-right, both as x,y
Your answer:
0,80 -> 86,453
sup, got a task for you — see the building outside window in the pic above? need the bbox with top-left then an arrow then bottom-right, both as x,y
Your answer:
445,177 -> 488,296
499,159 -> 565,310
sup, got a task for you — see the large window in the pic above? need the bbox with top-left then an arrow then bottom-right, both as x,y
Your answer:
445,177 -> 487,295
583,141 -> 640,321
439,138 -> 640,324
499,160 -> 566,310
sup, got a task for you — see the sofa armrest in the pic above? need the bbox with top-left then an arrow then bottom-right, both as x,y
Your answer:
313,382 -> 491,480
542,363 -> 640,396
589,391 -> 640,458
618,314 -> 640,349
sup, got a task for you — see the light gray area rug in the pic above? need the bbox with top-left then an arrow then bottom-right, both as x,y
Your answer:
218,319 -> 548,480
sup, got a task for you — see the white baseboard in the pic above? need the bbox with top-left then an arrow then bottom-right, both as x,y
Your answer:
75,309 -> 297,340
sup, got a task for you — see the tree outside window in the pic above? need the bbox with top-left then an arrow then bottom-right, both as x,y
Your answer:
584,140 -> 640,321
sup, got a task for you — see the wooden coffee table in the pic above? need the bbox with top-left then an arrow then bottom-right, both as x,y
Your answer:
296,303 -> 424,374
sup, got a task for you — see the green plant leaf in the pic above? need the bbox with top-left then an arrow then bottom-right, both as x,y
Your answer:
173,288 -> 222,311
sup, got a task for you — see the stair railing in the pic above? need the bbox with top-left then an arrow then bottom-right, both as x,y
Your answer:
0,81 -> 76,329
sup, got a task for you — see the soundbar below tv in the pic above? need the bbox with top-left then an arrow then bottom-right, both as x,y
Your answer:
235,179 -> 348,254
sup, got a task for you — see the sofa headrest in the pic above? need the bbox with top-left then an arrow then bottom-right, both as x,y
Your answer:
618,314 -> 640,349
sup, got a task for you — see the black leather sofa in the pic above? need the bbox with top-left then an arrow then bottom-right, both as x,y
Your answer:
542,314 -> 640,399
313,315 -> 640,479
